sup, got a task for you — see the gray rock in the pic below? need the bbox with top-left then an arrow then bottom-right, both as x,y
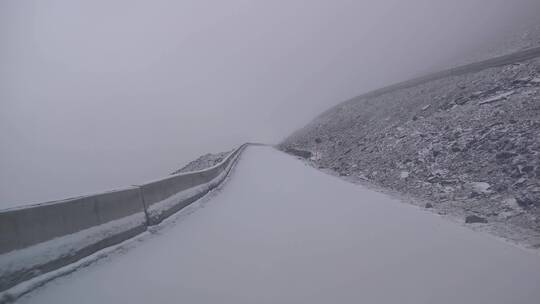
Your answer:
521,165 -> 534,173
465,215 -> 488,224
495,151 -> 518,160
516,193 -> 538,209
285,148 -> 313,159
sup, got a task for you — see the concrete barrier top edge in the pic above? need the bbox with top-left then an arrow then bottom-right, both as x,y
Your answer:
0,186 -> 141,215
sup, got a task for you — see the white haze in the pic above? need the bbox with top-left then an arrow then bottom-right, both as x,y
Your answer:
1,0 -> 539,208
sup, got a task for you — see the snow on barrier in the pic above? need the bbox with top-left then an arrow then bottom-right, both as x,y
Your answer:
0,144 -> 248,293
138,144 -> 246,225
0,187 -> 147,293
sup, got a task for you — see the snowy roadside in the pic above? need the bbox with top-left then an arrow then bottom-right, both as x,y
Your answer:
287,152 -> 540,254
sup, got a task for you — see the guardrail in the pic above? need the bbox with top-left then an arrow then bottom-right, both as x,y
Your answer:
0,144 -> 248,293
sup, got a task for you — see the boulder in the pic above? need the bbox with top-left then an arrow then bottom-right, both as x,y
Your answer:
465,215 -> 488,224
285,148 -> 313,159
495,151 -> 518,160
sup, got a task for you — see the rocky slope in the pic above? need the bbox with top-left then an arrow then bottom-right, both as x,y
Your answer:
171,150 -> 231,174
280,56 -> 540,248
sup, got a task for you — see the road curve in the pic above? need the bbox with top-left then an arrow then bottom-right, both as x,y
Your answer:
18,146 -> 540,304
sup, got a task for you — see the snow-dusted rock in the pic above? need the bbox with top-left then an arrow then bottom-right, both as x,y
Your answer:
479,91 -> 514,105
465,215 -> 488,224
469,182 -> 492,194
172,150 -> 231,174
280,55 -> 540,247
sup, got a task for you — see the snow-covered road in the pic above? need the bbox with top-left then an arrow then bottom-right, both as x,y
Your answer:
18,146 -> 540,304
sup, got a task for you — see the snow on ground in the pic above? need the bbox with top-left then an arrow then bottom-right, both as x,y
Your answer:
17,146 -> 540,304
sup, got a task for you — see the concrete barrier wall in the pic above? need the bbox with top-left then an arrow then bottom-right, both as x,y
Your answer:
0,144 -> 247,293
0,187 -> 145,254
0,186 -> 148,292
138,144 -> 246,224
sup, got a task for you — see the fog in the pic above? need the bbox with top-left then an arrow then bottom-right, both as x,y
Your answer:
1,0 -> 539,208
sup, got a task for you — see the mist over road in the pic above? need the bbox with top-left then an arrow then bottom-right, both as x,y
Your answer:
19,146 -> 540,304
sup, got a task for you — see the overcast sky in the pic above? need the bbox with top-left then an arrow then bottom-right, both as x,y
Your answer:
1,0 -> 539,208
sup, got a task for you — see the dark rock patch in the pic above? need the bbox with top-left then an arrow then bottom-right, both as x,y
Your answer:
495,151 -> 518,161
285,148 -> 313,159
465,215 -> 488,224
